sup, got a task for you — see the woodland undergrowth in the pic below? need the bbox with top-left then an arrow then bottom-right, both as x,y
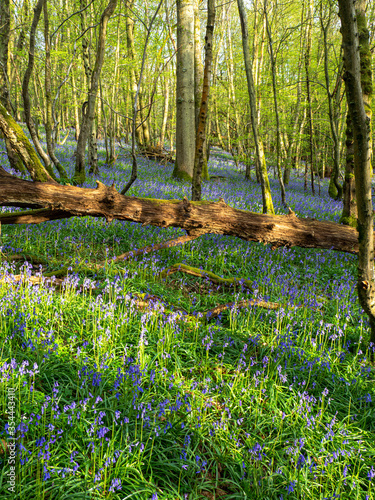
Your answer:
0,134 -> 374,500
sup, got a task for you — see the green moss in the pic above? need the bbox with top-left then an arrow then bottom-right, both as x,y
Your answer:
72,171 -> 86,186
159,263 -> 255,290
201,158 -> 209,181
357,12 -> 373,98
172,166 -> 193,182
0,102 -> 51,183
328,178 -> 338,199
340,214 -> 357,228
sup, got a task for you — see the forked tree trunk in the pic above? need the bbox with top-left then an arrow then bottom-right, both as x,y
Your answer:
338,0 -> 375,346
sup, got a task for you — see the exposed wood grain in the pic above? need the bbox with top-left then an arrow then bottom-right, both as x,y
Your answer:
0,175 -> 361,254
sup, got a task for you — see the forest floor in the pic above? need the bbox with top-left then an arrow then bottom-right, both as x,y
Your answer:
0,136 -> 374,499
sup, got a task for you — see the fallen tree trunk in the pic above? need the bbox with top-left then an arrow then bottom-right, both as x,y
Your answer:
0,175 -> 361,254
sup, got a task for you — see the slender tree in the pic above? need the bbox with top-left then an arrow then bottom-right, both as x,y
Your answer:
341,0 -> 372,226
338,0 -> 375,347
192,0 -> 215,201
237,0 -> 274,214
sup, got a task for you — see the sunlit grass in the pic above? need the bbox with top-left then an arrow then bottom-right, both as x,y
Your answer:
0,136 -> 374,499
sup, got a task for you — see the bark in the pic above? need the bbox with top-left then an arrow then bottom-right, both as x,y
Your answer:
252,2 -> 266,183
341,112 -> 357,225
0,175 -> 363,255
0,102 -> 55,182
194,0 -> 209,180
78,0 -> 98,174
191,0 -> 215,201
338,0 -> 375,345
341,0 -> 372,226
237,0 -> 274,214
108,16 -> 121,166
74,0 -> 118,184
194,1 -> 203,132
173,0 -> 196,181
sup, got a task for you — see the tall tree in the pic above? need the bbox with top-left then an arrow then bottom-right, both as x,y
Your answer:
338,0 -> 374,347
192,0 -> 215,200
340,0 -> 372,226
237,0 -> 274,214
173,0 -> 196,181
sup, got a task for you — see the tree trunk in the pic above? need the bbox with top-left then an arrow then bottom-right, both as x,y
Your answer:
341,0 -> 372,226
192,0 -> 215,201
338,0 -> 375,346
0,172 -> 365,257
0,102 -> 55,182
341,112 -> 357,225
173,0 -> 196,181
194,1 -> 203,132
74,0 -> 118,184
237,0 -> 274,214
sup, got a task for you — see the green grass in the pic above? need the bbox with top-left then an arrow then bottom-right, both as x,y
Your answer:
0,143 -> 374,499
